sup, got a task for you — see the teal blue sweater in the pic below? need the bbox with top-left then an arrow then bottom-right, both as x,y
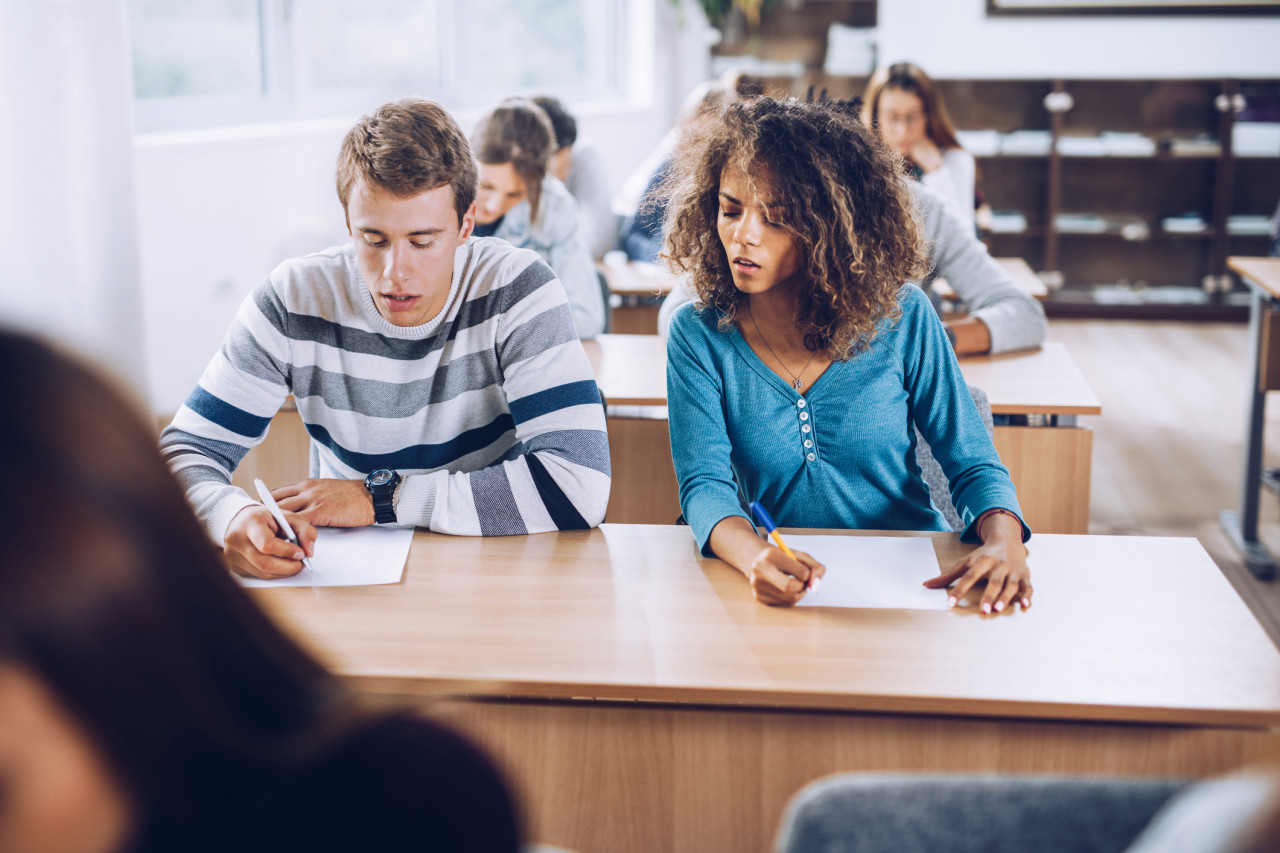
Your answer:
666,285 -> 1028,556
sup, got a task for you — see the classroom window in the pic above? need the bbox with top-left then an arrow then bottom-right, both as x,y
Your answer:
130,0 -> 265,99
130,0 -> 632,132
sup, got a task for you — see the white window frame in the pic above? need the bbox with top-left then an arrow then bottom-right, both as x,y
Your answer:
132,0 -> 649,134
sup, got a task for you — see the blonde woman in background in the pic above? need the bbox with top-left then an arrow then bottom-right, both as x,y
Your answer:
472,98 -> 605,338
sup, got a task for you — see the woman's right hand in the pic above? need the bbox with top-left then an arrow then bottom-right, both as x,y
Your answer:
708,516 -> 826,606
744,545 -> 826,606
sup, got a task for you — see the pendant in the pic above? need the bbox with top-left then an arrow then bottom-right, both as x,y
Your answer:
793,378 -> 803,390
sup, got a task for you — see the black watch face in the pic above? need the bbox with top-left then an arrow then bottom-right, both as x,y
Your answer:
368,469 -> 395,488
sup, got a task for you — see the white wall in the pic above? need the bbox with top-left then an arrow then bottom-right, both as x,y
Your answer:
879,0 -> 1280,79
136,0 -> 710,414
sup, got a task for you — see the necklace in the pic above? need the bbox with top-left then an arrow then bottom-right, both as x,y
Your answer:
747,302 -> 815,391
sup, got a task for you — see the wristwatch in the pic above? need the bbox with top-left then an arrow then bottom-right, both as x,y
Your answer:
364,468 -> 401,524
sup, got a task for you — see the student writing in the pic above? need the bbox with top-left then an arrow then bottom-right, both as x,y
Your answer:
662,96 -> 1032,611
160,97 -> 610,582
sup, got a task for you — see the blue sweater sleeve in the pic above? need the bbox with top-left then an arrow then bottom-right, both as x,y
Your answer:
666,305 -> 754,555
898,287 -> 1030,542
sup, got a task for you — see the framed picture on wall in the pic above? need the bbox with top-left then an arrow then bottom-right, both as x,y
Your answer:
989,0 -> 1280,14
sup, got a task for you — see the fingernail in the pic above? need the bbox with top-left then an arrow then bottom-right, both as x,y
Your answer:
294,551 -> 304,560
947,596 -> 957,608
1022,598 -> 1031,608
811,577 -> 821,593
995,601 -> 1005,612
982,602 -> 991,614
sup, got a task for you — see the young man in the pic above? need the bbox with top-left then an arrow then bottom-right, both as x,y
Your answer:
161,97 -> 610,581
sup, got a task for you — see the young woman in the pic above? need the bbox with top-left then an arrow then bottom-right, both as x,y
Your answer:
531,95 -> 616,260
0,330 -> 522,852
662,96 -> 1031,611
471,98 -> 605,338
863,62 -> 976,230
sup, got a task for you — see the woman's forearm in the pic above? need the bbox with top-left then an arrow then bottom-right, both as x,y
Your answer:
707,516 -> 769,577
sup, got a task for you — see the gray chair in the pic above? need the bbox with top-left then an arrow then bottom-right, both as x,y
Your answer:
775,774 -> 1187,853
915,385 -> 994,532
596,270 -> 612,334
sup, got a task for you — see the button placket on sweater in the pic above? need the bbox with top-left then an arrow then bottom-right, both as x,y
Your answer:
797,398 -> 816,462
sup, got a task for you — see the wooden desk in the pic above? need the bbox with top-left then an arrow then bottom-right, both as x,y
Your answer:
1221,256 -> 1280,578
588,334 -> 1100,534
254,524 -> 1280,853
598,260 -> 679,335
933,256 -> 1050,302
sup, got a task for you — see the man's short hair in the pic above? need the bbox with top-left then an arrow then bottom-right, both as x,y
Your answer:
336,97 -> 477,227
531,96 -> 577,150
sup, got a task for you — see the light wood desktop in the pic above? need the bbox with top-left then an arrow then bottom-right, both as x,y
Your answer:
253,524 -> 1280,853
584,335 -> 1100,534
1221,256 -> 1280,578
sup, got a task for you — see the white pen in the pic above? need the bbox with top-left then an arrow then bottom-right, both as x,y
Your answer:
254,478 -> 313,569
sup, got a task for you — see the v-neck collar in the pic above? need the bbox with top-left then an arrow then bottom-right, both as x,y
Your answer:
726,320 -> 842,400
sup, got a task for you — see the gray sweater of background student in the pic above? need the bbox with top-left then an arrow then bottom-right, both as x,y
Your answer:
657,183 -> 1047,355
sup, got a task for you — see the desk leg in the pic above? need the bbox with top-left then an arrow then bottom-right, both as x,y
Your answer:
1221,284 -> 1276,579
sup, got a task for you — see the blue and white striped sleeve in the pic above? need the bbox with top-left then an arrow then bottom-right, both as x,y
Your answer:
394,259 -> 611,534
159,282 -> 292,544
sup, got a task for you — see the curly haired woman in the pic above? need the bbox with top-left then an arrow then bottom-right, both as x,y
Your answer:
663,96 -> 1031,610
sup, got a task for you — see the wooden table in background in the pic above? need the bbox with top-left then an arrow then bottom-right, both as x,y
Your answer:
598,259 -> 678,335
933,256 -> 1050,303
255,524 -> 1280,853
585,335 -> 1101,534
603,256 -> 1048,334
1221,256 -> 1280,578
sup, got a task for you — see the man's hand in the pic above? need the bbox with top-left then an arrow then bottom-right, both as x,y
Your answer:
224,504 -> 317,580
271,478 -> 375,527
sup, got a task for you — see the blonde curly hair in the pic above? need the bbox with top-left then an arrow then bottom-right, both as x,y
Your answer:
661,96 -> 927,358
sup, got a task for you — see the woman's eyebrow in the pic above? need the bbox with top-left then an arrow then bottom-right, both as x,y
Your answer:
718,190 -> 742,205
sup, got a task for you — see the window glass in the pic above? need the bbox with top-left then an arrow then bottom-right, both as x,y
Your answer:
454,0 -> 616,101
130,0 -> 264,99
296,0 -> 442,93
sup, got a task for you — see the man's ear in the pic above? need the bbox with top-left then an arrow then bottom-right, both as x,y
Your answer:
458,202 -> 477,244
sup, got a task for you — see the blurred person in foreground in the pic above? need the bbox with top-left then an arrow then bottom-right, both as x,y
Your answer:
0,328 -> 521,852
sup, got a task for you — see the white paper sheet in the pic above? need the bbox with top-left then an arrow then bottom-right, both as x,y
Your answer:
238,526 -> 414,588
786,535 -> 947,610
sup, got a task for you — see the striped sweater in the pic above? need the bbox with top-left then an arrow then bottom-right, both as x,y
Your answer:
160,237 -> 611,546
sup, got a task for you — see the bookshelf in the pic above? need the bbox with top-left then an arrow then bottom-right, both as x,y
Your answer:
795,75 -> 1278,317
707,4 -> 1277,317
939,77 -> 1280,317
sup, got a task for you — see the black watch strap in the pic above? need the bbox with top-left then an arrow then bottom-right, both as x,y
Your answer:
372,488 -> 397,525
365,469 -> 401,524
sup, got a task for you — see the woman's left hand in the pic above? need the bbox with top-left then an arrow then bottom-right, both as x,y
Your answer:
923,513 -> 1032,614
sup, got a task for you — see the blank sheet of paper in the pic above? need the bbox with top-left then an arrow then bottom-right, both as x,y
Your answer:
787,535 -> 947,610
238,526 -> 414,588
